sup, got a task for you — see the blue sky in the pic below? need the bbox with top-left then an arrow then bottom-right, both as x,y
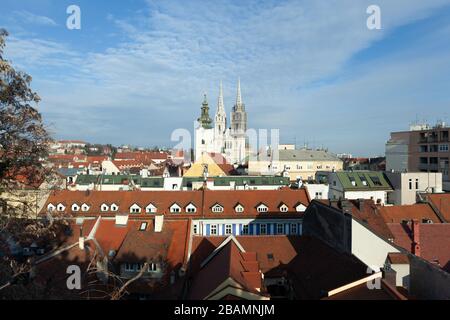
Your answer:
1,0 -> 450,156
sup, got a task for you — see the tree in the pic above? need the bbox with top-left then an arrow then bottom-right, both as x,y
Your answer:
0,29 -> 64,298
0,28 -> 51,195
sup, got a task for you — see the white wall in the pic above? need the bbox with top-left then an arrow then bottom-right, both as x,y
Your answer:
101,160 -> 120,175
385,171 -> 443,205
351,219 -> 400,270
345,190 -> 387,205
304,184 -> 329,200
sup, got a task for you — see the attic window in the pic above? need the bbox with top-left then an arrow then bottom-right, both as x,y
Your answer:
186,203 -> 197,213
212,204 -> 224,213
279,204 -> 289,212
235,205 -> 244,213
71,204 -> 80,212
81,203 -> 90,212
257,204 -> 268,213
370,176 -> 382,186
111,204 -> 118,212
267,253 -> 274,261
139,222 -> 148,231
101,204 -> 109,212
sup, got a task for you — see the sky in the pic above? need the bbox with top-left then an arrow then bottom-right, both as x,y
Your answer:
1,0 -> 450,157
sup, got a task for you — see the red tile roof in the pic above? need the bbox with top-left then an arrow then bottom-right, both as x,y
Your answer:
378,204 -> 441,224
42,189 -> 310,218
188,238 -> 265,300
387,222 -> 450,272
189,235 -> 369,299
387,252 -> 410,265
426,193 -> 450,222
317,199 -> 394,240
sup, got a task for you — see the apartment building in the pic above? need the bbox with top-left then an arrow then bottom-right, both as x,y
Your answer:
386,122 -> 450,191
248,148 -> 343,182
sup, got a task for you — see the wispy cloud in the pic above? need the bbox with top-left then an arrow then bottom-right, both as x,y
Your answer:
12,10 -> 57,27
3,0 -> 450,154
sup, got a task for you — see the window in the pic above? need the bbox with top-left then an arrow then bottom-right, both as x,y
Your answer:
193,224 -> 198,235
225,224 -> 232,235
47,204 -> 55,212
212,204 -> 224,213
235,204 -> 244,213
57,204 -> 65,212
370,176 -> 382,186
170,204 -> 181,213
125,263 -> 135,272
111,204 -> 118,212
276,224 -> 284,235
260,224 -> 267,235
290,224 -> 298,235
409,179 -> 413,190
359,175 -> 368,186
257,204 -> 268,213
349,176 -> 356,186
186,203 -> 197,213
415,178 -> 419,190
315,192 -> 322,199
148,263 -> 157,272
439,144 -> 449,152
130,206 -> 141,214
101,204 -> 109,212
279,204 -> 289,212
71,204 -> 80,212
242,225 -> 249,235
210,225 -> 218,235
81,204 -> 90,212
146,204 -> 157,213
139,222 -> 148,231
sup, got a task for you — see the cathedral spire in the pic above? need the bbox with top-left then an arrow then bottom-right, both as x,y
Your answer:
236,77 -> 243,108
217,81 -> 225,115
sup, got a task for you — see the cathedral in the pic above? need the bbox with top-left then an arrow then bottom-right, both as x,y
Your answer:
195,79 -> 249,165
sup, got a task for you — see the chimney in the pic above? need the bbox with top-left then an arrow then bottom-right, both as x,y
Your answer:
411,220 -> 420,257
357,198 -> 365,211
78,226 -> 85,250
154,215 -> 164,232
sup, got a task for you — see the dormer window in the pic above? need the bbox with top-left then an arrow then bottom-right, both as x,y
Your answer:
257,204 -> 268,213
146,203 -> 157,214
71,204 -> 80,212
130,204 -> 141,214
295,203 -> 307,212
47,203 -> 56,212
81,203 -> 90,212
279,204 -> 289,213
101,204 -> 109,212
234,204 -> 244,213
185,203 -> 197,213
170,203 -> 181,213
212,204 -> 224,213
111,203 -> 118,212
57,203 -> 66,212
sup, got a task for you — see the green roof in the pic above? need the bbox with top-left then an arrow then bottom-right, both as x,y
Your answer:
75,175 -> 164,188
336,171 -> 392,191
182,176 -> 290,187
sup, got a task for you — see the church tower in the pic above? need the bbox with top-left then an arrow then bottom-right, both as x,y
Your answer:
195,94 -> 215,161
197,93 -> 213,129
230,78 -> 248,135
